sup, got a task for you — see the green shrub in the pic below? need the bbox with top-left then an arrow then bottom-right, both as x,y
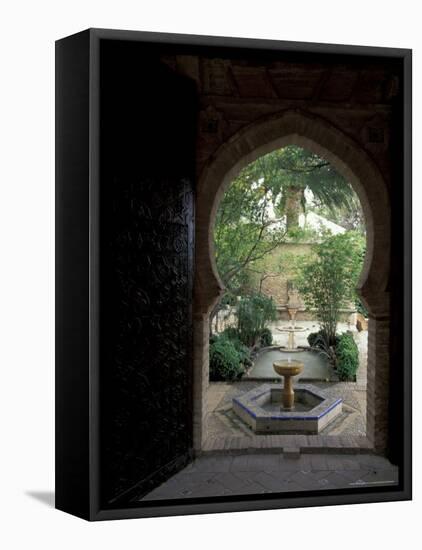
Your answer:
234,341 -> 252,367
307,329 -> 339,367
221,329 -> 252,366
209,334 -> 246,381
336,332 -> 359,381
221,326 -> 240,341
295,231 -> 365,346
308,329 -> 341,350
307,330 -> 325,349
209,333 -> 219,345
260,327 -> 273,347
236,293 -> 277,347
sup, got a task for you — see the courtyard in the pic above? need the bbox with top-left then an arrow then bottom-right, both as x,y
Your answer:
143,317 -> 389,502
246,320 -> 367,386
207,379 -> 366,442
198,143 -> 375,458
205,315 -> 368,446
136,138 -> 397,503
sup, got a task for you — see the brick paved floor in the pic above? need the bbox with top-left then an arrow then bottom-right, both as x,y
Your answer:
140,452 -> 398,501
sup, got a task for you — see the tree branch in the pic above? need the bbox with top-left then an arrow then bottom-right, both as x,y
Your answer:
277,161 -> 330,174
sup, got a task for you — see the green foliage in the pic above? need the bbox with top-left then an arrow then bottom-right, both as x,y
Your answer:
308,197 -> 365,233
220,292 -> 238,308
221,326 -> 240,341
259,327 -> 273,347
307,330 -> 327,350
214,145 -> 358,295
214,164 -> 287,294
221,328 -> 252,365
308,329 -> 341,349
295,232 -> 365,345
354,243 -> 368,317
336,332 -> 359,381
209,333 -> 249,381
236,293 -> 277,347
209,333 -> 219,345
307,329 -> 338,366
267,146 -> 356,231
308,329 -> 359,380
233,339 -> 252,366
355,298 -> 368,318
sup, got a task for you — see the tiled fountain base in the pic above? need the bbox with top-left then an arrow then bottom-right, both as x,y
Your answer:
203,382 -> 369,455
206,381 -> 367,451
233,383 -> 343,434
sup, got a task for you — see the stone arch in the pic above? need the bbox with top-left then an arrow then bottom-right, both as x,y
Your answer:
192,109 -> 390,453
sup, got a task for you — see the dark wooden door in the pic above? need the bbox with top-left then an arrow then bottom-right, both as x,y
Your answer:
99,39 -> 197,505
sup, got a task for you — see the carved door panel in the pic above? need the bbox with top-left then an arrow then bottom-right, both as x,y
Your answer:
99,40 -> 197,505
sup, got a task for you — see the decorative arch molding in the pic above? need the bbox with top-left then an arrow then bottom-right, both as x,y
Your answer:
192,109 -> 391,453
195,109 -> 390,317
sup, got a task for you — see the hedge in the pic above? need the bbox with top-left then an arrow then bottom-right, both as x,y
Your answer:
336,332 -> 359,381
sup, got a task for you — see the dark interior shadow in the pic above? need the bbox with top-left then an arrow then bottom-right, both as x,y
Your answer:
25,491 -> 55,508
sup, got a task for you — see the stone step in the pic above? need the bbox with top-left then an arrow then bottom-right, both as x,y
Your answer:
200,435 -> 375,456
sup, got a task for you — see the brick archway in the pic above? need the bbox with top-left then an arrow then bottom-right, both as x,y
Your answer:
192,110 -> 390,454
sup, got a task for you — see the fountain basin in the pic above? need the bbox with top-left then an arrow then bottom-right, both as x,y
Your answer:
273,359 -> 304,378
232,383 -> 342,434
247,348 -> 330,381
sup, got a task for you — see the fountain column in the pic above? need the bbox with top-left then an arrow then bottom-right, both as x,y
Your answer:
282,372 -> 294,409
277,285 -> 306,352
273,359 -> 304,410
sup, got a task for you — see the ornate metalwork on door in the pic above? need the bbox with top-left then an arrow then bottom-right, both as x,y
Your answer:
101,176 -> 194,503
99,40 -> 197,504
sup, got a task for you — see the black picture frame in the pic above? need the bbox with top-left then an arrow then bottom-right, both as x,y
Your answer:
55,28 -> 412,521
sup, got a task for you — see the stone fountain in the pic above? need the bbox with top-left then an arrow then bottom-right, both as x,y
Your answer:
277,286 -> 306,351
232,354 -> 342,434
273,358 -> 304,410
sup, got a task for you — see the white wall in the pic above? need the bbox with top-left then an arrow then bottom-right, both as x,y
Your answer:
0,1 -> 419,549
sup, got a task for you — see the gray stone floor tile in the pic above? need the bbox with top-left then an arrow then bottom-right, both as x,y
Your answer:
213,472 -> 252,492
277,459 -> 306,472
140,452 -> 398,501
193,456 -> 233,472
288,471 -> 324,491
230,454 -> 250,471
361,469 -> 398,483
324,471 -> 353,488
252,471 -> 287,491
309,454 -> 329,470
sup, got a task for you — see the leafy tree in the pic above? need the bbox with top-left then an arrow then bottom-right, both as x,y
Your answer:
254,145 -> 356,231
235,293 -> 277,347
214,145 -> 358,293
294,231 -> 365,346
213,145 -> 361,333
214,167 -> 287,294
308,195 -> 365,233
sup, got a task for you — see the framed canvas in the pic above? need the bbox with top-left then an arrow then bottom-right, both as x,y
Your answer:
55,28 -> 412,521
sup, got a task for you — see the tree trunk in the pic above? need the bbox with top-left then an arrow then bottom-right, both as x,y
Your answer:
285,186 -> 303,231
